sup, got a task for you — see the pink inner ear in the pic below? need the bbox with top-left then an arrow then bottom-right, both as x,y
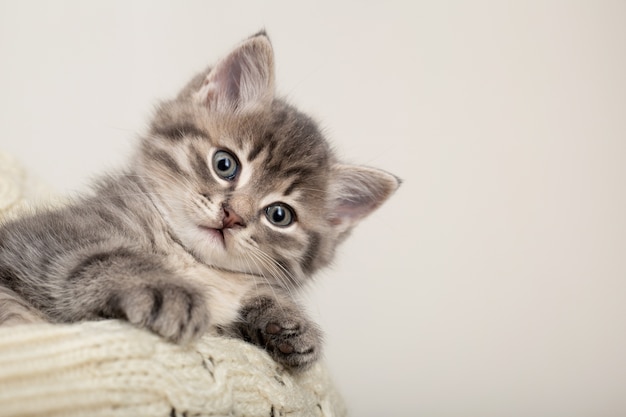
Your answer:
332,197 -> 377,224
329,193 -> 385,228
198,35 -> 275,113
205,53 -> 245,109
329,165 -> 400,228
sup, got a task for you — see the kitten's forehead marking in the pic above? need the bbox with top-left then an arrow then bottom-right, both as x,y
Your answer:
171,144 -> 193,174
234,142 -> 254,189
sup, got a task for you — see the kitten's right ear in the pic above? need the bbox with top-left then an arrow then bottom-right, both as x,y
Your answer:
195,32 -> 275,113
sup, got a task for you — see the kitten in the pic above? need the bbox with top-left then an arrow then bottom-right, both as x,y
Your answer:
0,31 -> 399,370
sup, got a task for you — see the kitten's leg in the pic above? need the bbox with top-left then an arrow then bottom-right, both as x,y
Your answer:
55,249 -> 210,343
226,293 -> 322,371
0,286 -> 46,326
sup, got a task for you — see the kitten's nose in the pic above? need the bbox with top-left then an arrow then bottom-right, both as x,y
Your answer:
222,205 -> 245,229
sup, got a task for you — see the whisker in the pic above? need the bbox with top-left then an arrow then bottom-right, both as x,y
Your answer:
247,245 -> 299,298
244,250 -> 287,315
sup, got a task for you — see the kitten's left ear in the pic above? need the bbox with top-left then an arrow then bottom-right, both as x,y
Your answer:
328,165 -> 401,235
195,31 -> 275,113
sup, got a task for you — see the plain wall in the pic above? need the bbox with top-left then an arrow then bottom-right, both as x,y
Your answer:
1,1 -> 625,416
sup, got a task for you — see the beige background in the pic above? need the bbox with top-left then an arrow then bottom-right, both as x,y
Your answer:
1,1 -> 625,416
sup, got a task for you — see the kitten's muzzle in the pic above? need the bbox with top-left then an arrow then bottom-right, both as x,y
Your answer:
197,204 -> 246,248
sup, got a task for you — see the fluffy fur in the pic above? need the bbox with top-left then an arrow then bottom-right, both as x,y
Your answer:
0,32 -> 399,370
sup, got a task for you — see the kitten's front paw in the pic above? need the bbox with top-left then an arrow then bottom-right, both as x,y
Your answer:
105,282 -> 209,344
236,296 -> 322,371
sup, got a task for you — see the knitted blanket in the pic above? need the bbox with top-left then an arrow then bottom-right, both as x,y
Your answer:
0,151 -> 346,417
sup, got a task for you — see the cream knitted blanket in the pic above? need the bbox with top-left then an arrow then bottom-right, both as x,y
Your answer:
0,151 -> 347,417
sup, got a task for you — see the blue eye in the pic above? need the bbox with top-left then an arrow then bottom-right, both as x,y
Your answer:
213,150 -> 239,180
265,203 -> 295,227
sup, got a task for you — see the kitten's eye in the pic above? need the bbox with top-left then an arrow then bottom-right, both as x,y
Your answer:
265,203 -> 295,227
212,150 -> 239,180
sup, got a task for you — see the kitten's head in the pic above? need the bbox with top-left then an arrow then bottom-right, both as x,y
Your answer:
137,32 -> 400,288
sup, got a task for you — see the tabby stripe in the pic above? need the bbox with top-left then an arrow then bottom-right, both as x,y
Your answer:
284,179 -> 302,196
266,151 -> 309,176
260,134 -> 281,171
247,137 -> 268,162
95,207 -> 119,226
92,197 -> 155,247
0,267 -> 19,292
135,213 -> 158,251
188,148 -> 211,184
67,249 -> 134,282
301,232 -> 321,273
152,123 -> 209,141
282,166 -> 314,179
150,149 -> 187,178
110,194 -> 128,209
93,207 -> 133,237
267,232 -> 301,251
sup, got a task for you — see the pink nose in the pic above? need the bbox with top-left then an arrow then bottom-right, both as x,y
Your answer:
222,206 -> 245,229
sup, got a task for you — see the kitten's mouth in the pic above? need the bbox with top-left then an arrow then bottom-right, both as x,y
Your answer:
199,226 -> 226,247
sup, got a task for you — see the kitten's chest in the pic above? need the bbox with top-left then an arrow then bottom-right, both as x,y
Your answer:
158,237 -> 255,328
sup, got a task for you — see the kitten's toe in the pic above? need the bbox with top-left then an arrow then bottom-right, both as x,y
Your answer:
110,283 -> 210,344
237,296 -> 322,371
148,284 -> 209,343
265,322 -> 322,370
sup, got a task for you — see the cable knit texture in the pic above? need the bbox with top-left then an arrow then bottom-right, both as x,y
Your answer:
0,151 -> 347,417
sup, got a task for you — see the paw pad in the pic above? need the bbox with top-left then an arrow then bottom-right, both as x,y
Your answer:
266,323 -> 281,334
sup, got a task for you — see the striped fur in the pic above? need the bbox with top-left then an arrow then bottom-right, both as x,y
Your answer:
0,32 -> 399,370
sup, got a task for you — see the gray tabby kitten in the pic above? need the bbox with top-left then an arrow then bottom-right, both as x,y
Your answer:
0,32 -> 399,370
